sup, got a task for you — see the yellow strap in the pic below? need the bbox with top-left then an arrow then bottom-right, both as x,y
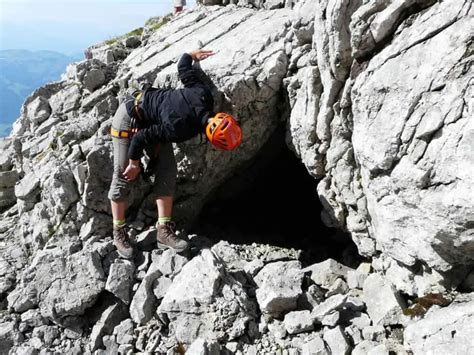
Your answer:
110,127 -> 130,138
134,92 -> 143,107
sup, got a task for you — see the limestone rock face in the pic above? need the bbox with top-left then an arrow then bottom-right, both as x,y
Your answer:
0,0 -> 473,353
158,249 -> 258,344
404,293 -> 474,355
7,247 -> 105,320
351,0 -> 474,274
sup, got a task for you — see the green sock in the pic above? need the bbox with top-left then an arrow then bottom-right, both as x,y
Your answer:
158,217 -> 172,225
113,219 -> 126,228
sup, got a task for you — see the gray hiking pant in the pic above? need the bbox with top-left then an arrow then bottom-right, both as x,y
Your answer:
108,101 -> 177,202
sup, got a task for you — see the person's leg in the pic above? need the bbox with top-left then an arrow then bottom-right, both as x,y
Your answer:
108,101 -> 135,258
152,143 -> 187,251
157,196 -> 173,221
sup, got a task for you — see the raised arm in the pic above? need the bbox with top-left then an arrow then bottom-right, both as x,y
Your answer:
178,49 -> 214,87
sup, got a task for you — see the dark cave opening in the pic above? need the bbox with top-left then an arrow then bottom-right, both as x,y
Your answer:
192,125 -> 361,268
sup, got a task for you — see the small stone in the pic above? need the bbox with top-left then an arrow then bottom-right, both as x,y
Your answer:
268,320 -> 287,339
311,294 -> 347,322
113,319 -> 134,345
105,260 -> 134,304
362,325 -> 385,342
254,261 -> 304,317
352,340 -> 379,355
363,274 -> 405,326
367,343 -> 389,355
302,259 -> 352,288
323,326 -> 351,355
325,278 -> 349,297
350,312 -> 371,330
301,336 -> 328,355
321,311 -> 340,327
284,310 -> 314,334
347,270 -> 368,289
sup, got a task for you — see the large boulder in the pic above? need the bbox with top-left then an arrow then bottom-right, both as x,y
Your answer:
157,249 -> 257,344
7,247 -> 105,321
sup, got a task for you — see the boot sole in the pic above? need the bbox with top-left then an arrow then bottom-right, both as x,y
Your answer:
157,242 -> 188,253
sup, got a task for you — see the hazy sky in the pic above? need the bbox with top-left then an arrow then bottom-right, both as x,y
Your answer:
0,0 -> 196,55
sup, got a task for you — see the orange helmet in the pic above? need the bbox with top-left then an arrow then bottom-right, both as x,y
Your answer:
206,113 -> 242,151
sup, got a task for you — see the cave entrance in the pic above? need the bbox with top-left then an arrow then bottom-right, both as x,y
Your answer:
192,125 -> 360,267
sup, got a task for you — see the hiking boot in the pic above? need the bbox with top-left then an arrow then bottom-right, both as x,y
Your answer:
156,222 -> 189,252
113,226 -> 135,259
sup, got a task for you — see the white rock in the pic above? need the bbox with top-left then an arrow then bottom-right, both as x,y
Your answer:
301,336 -> 328,355
363,274 -> 405,326
303,259 -> 352,288
323,326 -> 351,355
105,260 -> 135,304
129,259 -> 161,325
404,294 -> 474,355
254,261 -> 303,317
283,310 -> 314,335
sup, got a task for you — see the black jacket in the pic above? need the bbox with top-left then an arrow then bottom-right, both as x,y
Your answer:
127,53 -> 214,160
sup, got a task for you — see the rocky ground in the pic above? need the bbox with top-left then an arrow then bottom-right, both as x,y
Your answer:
0,0 -> 473,354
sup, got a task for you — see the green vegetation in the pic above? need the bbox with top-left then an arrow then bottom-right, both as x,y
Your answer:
105,27 -> 144,46
126,27 -> 144,37
145,14 -> 172,32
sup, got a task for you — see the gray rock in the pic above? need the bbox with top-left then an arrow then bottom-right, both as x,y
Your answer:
0,170 -> 18,188
350,0 -> 474,277
321,311 -> 340,327
363,274 -> 405,326
311,294 -> 347,322
267,319 -> 287,339
254,261 -> 303,317
404,294 -> 474,355
155,248 -> 188,277
158,249 -> 257,344
20,309 -> 45,329
15,173 -> 40,200
83,69 -> 106,92
301,336 -> 328,355
124,36 -> 141,49
352,340 -> 379,355
112,318 -> 134,345
283,310 -> 314,335
325,278 -> 349,297
362,325 -> 385,342
129,258 -> 162,325
347,270 -> 369,290
26,96 -> 52,127
153,276 -> 172,300
0,321 -> 23,352
105,260 -> 134,304
367,344 -> 389,355
186,338 -> 221,355
323,326 -> 351,355
350,312 -> 371,330
303,259 -> 352,288
89,303 -> 127,351
8,248 -> 105,320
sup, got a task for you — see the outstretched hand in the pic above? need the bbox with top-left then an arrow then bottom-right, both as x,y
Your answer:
189,49 -> 215,61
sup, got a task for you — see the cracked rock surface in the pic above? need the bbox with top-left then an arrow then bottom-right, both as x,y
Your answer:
0,1 -> 473,354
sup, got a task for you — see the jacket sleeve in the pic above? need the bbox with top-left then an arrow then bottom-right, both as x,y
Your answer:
128,123 -> 169,160
178,53 -> 203,88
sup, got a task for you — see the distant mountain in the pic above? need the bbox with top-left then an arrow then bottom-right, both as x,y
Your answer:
0,49 -> 82,137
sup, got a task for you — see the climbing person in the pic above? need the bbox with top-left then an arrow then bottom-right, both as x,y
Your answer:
108,48 -> 242,259
173,0 -> 186,15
